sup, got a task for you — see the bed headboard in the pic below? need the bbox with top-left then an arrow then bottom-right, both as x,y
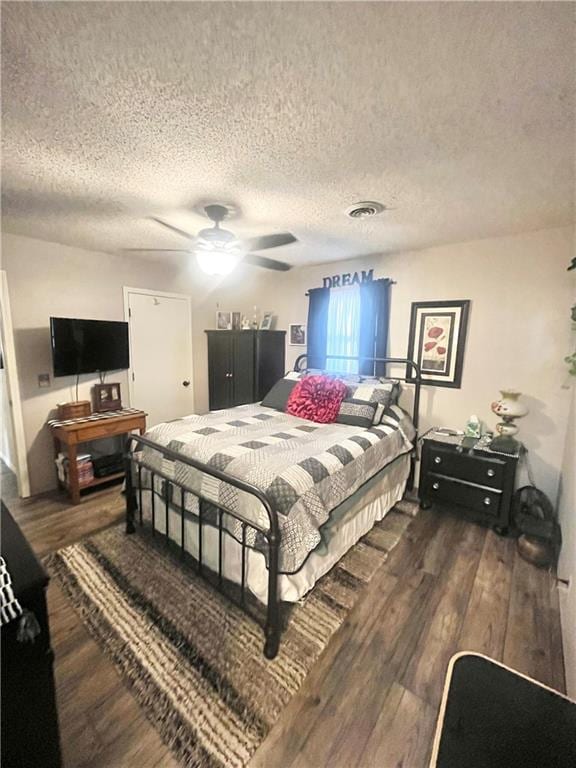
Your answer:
292,354 -> 422,432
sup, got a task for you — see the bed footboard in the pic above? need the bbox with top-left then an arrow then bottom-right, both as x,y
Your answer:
124,434 -> 282,660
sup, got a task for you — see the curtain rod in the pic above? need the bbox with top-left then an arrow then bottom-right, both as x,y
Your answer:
305,279 -> 396,296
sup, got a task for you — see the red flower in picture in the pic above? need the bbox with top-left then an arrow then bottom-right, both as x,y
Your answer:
424,341 -> 436,352
437,346 -> 446,355
428,326 -> 444,339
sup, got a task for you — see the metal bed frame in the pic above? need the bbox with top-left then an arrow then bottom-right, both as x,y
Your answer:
124,355 -> 421,660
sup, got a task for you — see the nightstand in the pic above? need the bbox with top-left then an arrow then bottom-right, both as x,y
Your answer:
419,434 -> 520,534
49,409 -> 147,504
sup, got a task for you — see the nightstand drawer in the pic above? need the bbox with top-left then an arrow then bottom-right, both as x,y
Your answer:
424,474 -> 502,517
427,446 -> 504,488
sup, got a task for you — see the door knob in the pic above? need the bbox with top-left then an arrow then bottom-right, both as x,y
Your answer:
182,380 -> 190,387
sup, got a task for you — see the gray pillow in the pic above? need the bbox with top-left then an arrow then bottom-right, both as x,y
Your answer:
346,381 -> 399,422
336,399 -> 378,428
359,377 -> 401,405
261,378 -> 298,411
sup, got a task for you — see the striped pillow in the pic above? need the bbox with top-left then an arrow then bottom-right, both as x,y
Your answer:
359,377 -> 401,404
380,404 -> 416,442
336,398 -> 378,428
346,381 -> 399,423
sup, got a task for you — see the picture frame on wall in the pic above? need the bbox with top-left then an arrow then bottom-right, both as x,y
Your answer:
216,311 -> 232,330
406,300 -> 470,388
289,323 -> 307,346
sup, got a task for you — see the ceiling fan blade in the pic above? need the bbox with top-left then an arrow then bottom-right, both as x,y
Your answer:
122,248 -> 191,253
243,232 -> 297,251
149,216 -> 195,241
244,252 -> 292,271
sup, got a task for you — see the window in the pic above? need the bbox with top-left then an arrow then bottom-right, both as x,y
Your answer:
306,278 -> 391,375
325,286 -> 361,374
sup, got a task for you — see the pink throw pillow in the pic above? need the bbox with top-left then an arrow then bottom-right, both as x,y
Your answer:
286,375 -> 348,423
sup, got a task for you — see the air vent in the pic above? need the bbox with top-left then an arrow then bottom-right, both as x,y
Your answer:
346,201 -> 386,219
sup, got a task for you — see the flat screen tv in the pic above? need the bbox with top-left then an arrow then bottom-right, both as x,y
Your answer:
50,317 -> 130,377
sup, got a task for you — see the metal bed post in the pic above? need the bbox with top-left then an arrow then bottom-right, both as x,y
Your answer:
124,438 -> 137,534
264,516 -> 281,660
124,433 -> 283,659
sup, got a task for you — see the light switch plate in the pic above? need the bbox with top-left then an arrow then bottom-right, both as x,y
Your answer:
38,373 -> 51,388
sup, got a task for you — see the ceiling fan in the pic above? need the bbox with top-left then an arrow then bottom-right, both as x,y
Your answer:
124,204 -> 296,275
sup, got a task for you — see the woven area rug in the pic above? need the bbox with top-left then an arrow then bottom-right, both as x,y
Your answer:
46,497 -> 419,768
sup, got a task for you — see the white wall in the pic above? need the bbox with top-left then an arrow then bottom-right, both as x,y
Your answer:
557,253 -> 576,697
3,227 -> 572,505
558,387 -> 576,697
255,227 -> 574,504
1,232 -> 270,494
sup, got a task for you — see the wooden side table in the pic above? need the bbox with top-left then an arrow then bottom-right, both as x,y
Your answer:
50,409 -> 146,504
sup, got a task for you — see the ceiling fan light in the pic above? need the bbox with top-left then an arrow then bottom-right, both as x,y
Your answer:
194,239 -> 244,276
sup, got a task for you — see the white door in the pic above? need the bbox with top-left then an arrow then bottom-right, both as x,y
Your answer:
0,271 -> 30,497
125,288 -> 194,428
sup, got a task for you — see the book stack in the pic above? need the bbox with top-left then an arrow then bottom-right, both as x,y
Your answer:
76,455 -> 95,487
55,452 -> 94,487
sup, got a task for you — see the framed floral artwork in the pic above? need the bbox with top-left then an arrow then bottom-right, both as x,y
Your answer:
407,300 -> 470,388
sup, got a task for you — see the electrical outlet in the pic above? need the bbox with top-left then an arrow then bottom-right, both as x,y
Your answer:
38,373 -> 51,388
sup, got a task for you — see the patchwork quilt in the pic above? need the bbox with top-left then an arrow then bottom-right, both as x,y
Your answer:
136,404 -> 415,573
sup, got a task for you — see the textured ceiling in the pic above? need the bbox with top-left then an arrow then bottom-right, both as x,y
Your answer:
1,1 -> 575,267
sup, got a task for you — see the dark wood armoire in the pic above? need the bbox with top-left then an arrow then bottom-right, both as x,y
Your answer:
205,330 -> 286,410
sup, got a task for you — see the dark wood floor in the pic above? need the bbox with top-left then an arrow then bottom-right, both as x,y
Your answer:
6,484 -> 565,768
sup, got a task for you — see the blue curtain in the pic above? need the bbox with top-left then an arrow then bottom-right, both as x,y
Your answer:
325,287 -> 361,373
306,287 -> 330,369
359,279 -> 391,376
307,278 -> 391,374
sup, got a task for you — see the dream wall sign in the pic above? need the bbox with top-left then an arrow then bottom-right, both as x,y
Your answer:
322,269 -> 374,288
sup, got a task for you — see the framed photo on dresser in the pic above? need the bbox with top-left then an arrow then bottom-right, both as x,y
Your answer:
93,383 -> 122,412
216,311 -> 232,330
407,300 -> 470,388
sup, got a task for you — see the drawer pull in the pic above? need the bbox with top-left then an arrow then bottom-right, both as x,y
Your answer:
486,469 -> 495,478
432,482 -> 440,490
434,456 -> 442,465
484,497 -> 492,506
